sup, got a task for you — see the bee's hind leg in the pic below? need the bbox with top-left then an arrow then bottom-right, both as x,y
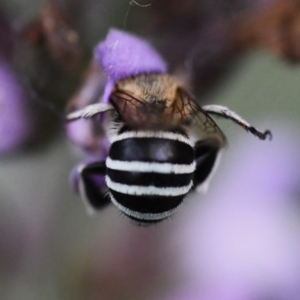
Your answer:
72,160 -> 110,214
202,104 -> 272,140
192,141 -> 222,194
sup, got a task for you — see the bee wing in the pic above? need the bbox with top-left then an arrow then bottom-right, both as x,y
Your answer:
171,89 -> 226,193
110,86 -> 226,148
110,91 -> 148,124
174,88 -> 227,148
189,107 -> 227,148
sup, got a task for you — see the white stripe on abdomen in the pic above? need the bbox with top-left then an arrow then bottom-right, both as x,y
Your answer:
106,157 -> 195,174
106,176 -> 193,196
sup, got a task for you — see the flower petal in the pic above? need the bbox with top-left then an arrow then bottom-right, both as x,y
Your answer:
0,60 -> 34,153
95,28 -> 167,82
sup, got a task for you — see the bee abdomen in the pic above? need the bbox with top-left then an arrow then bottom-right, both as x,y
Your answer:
106,131 -> 195,224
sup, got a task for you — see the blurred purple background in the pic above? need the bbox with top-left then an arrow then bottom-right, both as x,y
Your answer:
1,1 -> 300,299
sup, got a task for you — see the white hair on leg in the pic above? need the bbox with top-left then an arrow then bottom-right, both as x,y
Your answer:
202,104 -> 272,140
66,103 -> 114,121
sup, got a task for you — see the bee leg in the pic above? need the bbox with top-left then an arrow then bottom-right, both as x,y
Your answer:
74,160 -> 110,214
192,141 -> 222,194
202,104 -> 272,140
66,103 -> 114,121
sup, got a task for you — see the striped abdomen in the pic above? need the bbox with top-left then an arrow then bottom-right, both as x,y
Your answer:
106,131 -> 195,224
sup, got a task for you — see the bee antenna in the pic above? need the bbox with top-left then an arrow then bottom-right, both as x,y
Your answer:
202,104 -> 272,141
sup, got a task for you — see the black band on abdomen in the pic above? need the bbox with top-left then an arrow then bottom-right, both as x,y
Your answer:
109,138 -> 194,164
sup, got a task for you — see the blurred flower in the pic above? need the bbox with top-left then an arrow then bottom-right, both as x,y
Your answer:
68,29 -> 169,206
66,27 -> 166,155
66,62 -> 109,156
0,16 -> 36,154
0,60 -> 35,154
164,123 -> 300,300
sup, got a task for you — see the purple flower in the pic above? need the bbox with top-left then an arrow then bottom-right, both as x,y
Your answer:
66,62 -> 110,156
0,59 -> 34,153
69,29 -> 169,204
66,27 -> 169,155
165,123 -> 300,300
66,29 -> 177,154
95,28 -> 167,82
95,29 -> 167,103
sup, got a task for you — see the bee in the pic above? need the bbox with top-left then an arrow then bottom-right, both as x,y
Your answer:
67,73 -> 271,225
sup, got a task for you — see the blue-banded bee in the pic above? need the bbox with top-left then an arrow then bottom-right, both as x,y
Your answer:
67,73 -> 271,225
